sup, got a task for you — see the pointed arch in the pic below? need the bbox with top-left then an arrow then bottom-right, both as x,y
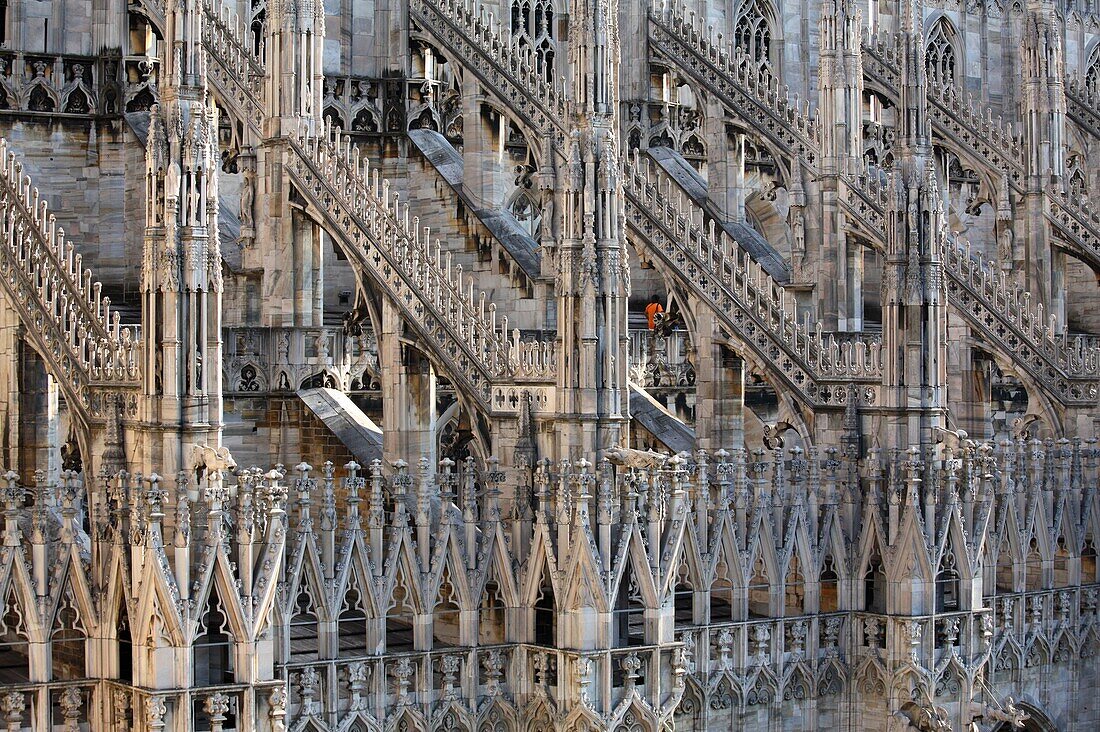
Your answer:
337,571 -> 372,656
782,551 -> 806,616
478,574 -> 509,645
193,588 -> 236,685
115,595 -> 134,684
733,0 -> 777,73
1086,43 -> 1100,93
521,528 -> 560,646
1053,533 -> 1072,587
510,0 -> 556,81
672,551 -> 698,627
818,552 -> 840,613
477,697 -> 517,732
862,539 -> 887,614
50,589 -> 87,681
613,558 -> 648,647
747,551 -> 773,618
0,586 -> 30,683
1024,535 -> 1046,591
531,567 -> 557,647
432,561 -> 464,649
287,580 -> 322,662
709,560 -> 737,622
506,187 -> 542,239
385,579 -> 418,653
1082,534 -> 1097,583
935,548 -> 961,612
991,518 -> 1022,593
926,17 -> 960,87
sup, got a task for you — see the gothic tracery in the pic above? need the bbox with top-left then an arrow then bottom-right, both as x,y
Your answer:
0,0 -> 1092,730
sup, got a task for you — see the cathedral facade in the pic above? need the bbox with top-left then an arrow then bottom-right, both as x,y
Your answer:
0,0 -> 1095,729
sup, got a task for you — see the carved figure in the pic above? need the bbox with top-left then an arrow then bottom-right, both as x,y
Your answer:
191,444 -> 237,476
604,447 -> 667,469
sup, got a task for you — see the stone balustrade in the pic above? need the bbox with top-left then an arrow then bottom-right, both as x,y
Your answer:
1066,72 -> 1100,137
0,436 -> 1096,730
199,0 -> 265,135
624,151 -> 883,408
0,138 -> 140,421
648,2 -> 821,173
0,50 -> 125,118
286,122 -> 557,409
1045,183 -> 1100,271
222,326 -> 380,394
862,32 -> 1026,187
410,0 -> 568,131
943,235 -> 1100,401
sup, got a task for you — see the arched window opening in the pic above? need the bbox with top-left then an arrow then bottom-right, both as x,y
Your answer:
338,581 -> 370,656
386,585 -> 416,652
50,598 -> 86,681
432,576 -> 462,648
1086,46 -> 1100,95
710,571 -> 736,622
614,566 -> 647,647
117,602 -> 133,683
995,544 -> 1016,593
1083,537 -> 1097,583
935,551 -> 960,612
0,599 -> 30,683
819,555 -> 839,613
250,0 -> 267,58
926,20 -> 957,88
747,555 -> 771,618
784,555 -> 805,616
673,562 -> 695,626
511,1 -> 556,81
734,0 -> 773,72
864,553 -> 886,613
479,579 -> 507,645
1025,538 -> 1044,592
194,592 -> 235,686
533,578 -> 556,646
1054,536 -> 1071,587
288,587 -> 321,662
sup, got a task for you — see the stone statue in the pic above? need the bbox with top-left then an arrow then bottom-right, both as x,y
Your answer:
604,447 -> 668,469
240,168 -> 255,229
191,444 -> 237,477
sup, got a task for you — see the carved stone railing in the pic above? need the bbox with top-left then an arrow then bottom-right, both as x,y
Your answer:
648,6 -> 1096,409
223,326 -> 381,395
647,4 -> 821,174
0,139 -> 141,421
837,170 -> 1100,406
197,0 -> 556,412
838,161 -> 890,237
416,0 -> 883,406
409,0 -> 568,142
624,153 -> 882,409
198,0 -> 265,135
1066,75 -> 1100,139
943,238 -> 1100,405
862,34 -> 1026,190
1045,185 -> 1100,272
0,51 -> 124,118
286,123 -> 556,413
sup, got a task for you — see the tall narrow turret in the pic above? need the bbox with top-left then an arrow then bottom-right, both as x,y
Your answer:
554,0 -> 630,458
141,0 -> 225,477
